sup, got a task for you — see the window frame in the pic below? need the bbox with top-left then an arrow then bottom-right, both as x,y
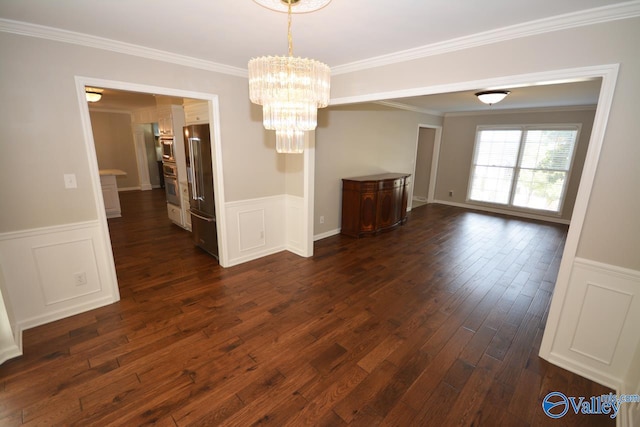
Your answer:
466,124 -> 581,216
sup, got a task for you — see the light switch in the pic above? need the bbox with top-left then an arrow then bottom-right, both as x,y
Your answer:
64,173 -> 77,189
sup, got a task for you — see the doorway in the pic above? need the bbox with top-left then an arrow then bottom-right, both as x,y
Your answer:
75,77 -> 228,304
412,125 -> 441,208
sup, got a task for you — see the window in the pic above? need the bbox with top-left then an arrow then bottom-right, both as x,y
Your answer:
468,125 -> 579,213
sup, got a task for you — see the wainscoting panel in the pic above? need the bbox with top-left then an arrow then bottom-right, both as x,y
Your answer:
0,220 -> 120,353
224,196 -> 286,267
548,258 -> 640,390
570,283 -> 632,364
237,209 -> 266,252
33,238 -> 102,305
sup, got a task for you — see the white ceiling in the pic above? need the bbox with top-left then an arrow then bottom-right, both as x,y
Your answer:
2,0 -> 631,112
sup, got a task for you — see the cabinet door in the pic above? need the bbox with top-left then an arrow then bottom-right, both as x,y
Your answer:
157,106 -> 173,135
359,191 -> 377,233
376,179 -> 403,230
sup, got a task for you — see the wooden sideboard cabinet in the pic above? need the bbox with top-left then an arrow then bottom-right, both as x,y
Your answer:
341,173 -> 411,238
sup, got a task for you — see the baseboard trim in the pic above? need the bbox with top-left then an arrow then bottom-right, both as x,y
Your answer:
314,229 -> 341,241
16,295 -> 118,333
225,246 -> 287,268
546,352 -> 622,391
0,342 -> 21,365
433,199 -> 571,224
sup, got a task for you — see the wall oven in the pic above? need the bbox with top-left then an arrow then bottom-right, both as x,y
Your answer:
160,136 -> 175,162
162,161 -> 180,206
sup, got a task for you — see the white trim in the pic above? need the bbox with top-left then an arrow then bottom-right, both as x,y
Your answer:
1,2 -> 638,78
223,195 -> 287,267
303,132 -> 316,257
573,257 -> 640,280
117,186 -> 141,192
224,194 -> 283,208
16,295 -> 118,335
0,343 -> 21,365
331,1 -> 640,74
443,104 -> 598,118
0,18 -> 247,78
375,101 -> 443,117
224,246 -> 287,268
411,124 -> 442,206
74,77 -> 229,270
330,65 -> 620,106
543,257 -> 640,398
540,64 -> 620,357
545,352 -> 622,392
433,200 -> 571,225
314,228 -> 340,241
0,220 -> 100,241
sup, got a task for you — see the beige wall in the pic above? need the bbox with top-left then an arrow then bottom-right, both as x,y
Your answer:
436,108 -> 595,221
330,17 -> 640,271
314,103 -> 442,235
0,32 -> 284,233
90,111 -> 140,189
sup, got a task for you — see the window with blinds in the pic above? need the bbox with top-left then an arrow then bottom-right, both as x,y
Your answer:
468,125 -> 579,213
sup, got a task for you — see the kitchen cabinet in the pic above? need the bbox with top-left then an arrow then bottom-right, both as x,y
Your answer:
167,202 -> 183,225
341,173 -> 411,238
156,105 -> 174,136
132,106 -> 158,124
183,99 -> 209,125
180,181 -> 192,231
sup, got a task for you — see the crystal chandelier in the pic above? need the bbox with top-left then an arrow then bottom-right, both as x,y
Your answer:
249,0 -> 331,153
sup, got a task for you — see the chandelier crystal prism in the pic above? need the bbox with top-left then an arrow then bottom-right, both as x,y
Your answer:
248,0 -> 331,153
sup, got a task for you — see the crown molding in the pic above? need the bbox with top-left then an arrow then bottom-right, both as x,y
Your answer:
374,101 -> 443,117
1,2 -> 638,79
332,1 -> 640,75
0,18 -> 248,78
443,104 -> 598,118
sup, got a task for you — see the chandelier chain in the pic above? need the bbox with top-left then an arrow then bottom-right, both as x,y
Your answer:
287,0 -> 293,56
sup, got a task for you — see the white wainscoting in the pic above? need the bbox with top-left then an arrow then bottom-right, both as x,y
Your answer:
0,220 -> 120,358
224,195 -> 287,267
0,265 -> 20,364
285,195 -> 305,257
224,195 -> 313,266
546,258 -> 640,392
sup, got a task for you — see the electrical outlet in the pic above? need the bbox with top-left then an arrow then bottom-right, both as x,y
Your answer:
73,272 -> 87,286
449,190 -> 454,197
320,216 -> 325,224
64,173 -> 77,189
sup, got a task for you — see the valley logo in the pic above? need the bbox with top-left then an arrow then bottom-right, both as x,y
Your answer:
542,391 -> 639,419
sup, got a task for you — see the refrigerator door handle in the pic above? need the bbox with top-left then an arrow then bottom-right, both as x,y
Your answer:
188,138 -> 198,200
189,210 -> 215,222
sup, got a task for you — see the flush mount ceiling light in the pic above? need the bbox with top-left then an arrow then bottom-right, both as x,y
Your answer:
475,90 -> 510,105
85,90 -> 102,103
248,0 -> 331,154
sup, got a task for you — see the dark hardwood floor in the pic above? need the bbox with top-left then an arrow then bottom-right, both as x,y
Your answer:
0,189 -> 615,426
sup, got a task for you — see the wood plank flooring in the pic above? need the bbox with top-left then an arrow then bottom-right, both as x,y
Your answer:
0,189 -> 615,426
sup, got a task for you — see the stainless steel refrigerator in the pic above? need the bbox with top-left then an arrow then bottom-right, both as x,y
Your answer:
183,124 -> 218,259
